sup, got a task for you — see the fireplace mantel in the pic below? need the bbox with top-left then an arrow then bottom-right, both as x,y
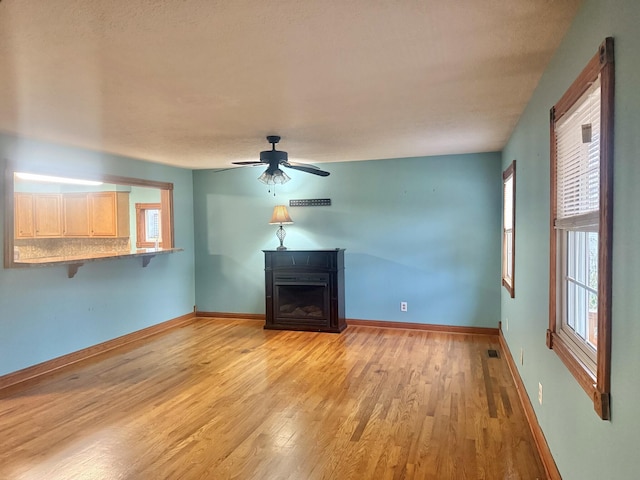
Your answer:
263,249 -> 346,333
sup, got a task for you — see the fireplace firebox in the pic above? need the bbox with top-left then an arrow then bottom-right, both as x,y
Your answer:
264,249 -> 346,332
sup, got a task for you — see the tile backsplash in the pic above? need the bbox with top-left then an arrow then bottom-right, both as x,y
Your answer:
15,238 -> 131,260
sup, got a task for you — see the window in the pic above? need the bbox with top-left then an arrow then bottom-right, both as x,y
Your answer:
136,203 -> 162,248
502,161 -> 516,297
548,38 -> 614,420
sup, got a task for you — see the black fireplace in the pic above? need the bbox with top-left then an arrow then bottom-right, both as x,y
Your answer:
264,249 -> 346,332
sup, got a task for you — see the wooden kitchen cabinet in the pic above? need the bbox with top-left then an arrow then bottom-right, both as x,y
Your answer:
62,194 -> 90,237
34,194 -> 63,237
90,192 -> 117,236
16,193 -> 64,238
89,192 -> 130,237
15,191 -> 130,239
14,193 -> 35,238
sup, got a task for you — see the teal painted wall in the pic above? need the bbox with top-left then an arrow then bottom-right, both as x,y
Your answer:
501,0 -> 640,478
194,153 -> 502,327
9,3 -> 639,476
0,133 -> 196,376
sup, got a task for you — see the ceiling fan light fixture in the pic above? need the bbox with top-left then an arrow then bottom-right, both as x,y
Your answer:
258,167 -> 291,185
232,135 -> 330,185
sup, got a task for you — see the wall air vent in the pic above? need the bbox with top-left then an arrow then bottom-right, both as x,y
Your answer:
289,198 -> 331,207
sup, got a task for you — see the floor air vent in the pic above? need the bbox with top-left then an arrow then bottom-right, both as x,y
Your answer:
487,349 -> 500,358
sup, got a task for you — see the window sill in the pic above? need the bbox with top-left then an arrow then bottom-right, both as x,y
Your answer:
546,330 -> 610,419
502,279 -> 515,298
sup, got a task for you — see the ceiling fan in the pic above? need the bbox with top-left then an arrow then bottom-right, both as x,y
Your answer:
232,135 -> 330,185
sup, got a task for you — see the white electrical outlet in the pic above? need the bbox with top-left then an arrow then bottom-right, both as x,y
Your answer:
520,348 -> 524,365
538,382 -> 543,405
400,301 -> 408,312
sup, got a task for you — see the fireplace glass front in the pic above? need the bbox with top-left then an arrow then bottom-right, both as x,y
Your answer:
276,284 -> 327,318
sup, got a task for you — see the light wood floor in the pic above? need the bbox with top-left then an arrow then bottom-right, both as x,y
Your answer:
0,319 -> 546,479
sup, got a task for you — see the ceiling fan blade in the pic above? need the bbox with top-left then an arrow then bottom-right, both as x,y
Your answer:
284,163 -> 330,176
232,136 -> 330,180
232,161 -> 265,166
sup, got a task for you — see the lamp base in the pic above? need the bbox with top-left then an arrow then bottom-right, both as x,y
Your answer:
275,225 -> 287,251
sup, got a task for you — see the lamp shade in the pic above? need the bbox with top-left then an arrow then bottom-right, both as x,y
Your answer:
269,205 -> 293,224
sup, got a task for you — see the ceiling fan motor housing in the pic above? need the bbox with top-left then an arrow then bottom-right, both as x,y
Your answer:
232,135 -> 329,177
260,149 -> 288,163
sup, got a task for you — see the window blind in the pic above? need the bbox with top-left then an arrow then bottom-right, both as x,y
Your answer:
555,75 -> 601,229
145,209 -> 161,241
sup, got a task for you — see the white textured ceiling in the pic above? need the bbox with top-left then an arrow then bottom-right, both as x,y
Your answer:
0,0 -> 582,169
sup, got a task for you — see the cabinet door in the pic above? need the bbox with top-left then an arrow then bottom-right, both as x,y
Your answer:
115,192 -> 130,237
34,194 -> 62,237
89,192 -> 117,236
63,194 -> 90,236
15,193 -> 35,238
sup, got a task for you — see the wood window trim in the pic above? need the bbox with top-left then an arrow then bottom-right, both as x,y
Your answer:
547,37 -> 614,420
502,160 -> 516,298
136,203 -> 162,248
